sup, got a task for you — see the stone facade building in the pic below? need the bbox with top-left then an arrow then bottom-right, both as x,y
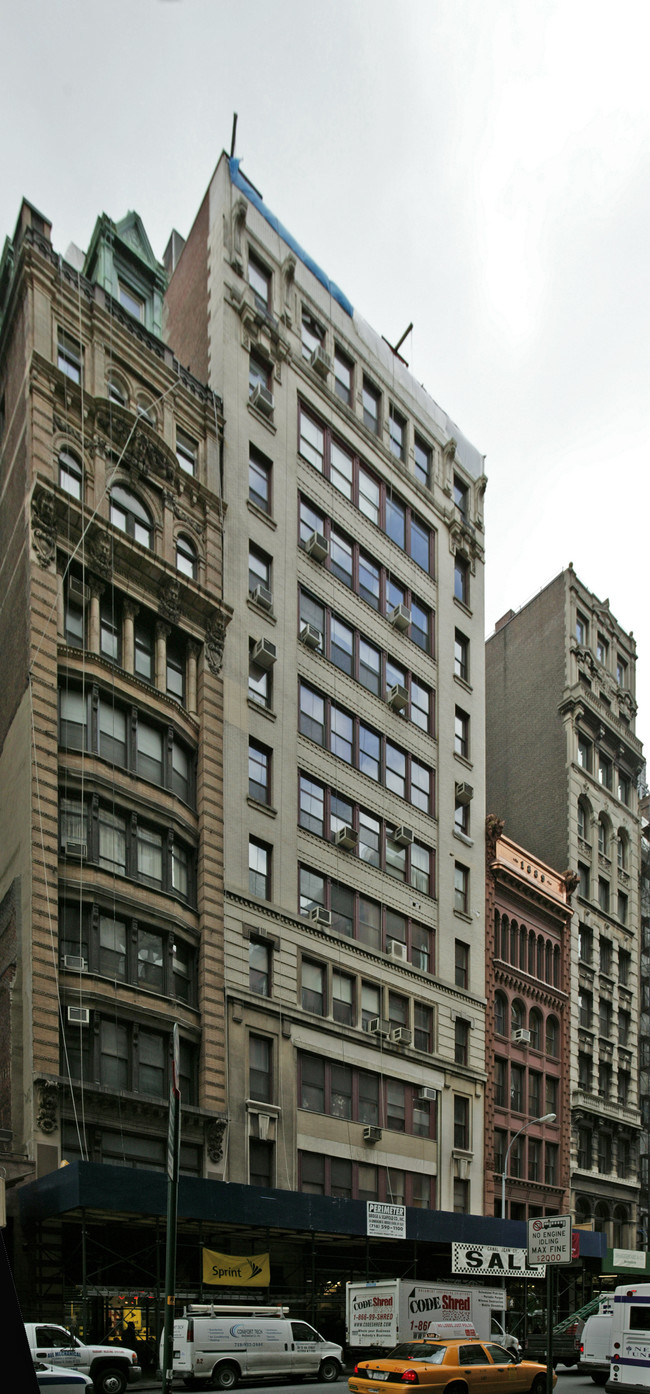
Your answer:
485,816 -> 572,1221
0,199 -> 229,1310
486,568 -> 643,1246
165,153 -> 489,1219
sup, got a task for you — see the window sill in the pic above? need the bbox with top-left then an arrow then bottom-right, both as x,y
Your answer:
453,596 -> 473,619
247,498 -> 277,530
453,909 -> 473,925
247,796 -> 277,819
247,698 -> 277,723
454,751 -> 473,772
247,596 -> 277,624
247,401 -> 276,434
453,829 -> 474,848
453,674 -> 473,695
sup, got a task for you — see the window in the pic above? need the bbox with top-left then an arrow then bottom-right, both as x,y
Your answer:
249,641 -> 272,709
546,1016 -> 559,1057
454,797 -> 470,835
453,1095 -> 470,1149
578,1052 -> 592,1091
166,635 -> 185,702
59,448 -> 83,500
529,1071 -> 541,1115
302,959 -> 326,1014
598,877 -> 610,913
249,740 -> 271,806
249,544 -> 271,600
454,1018 -> 469,1066
248,250 -> 271,307
454,630 -> 469,682
618,773 -> 630,805
118,281 -> 145,321
249,445 -> 272,514
110,485 -> 153,548
414,434 -> 431,486
597,1132 -> 612,1173
597,634 -> 609,666
454,865 -> 469,916
414,1003 -> 432,1052
579,925 -> 593,963
510,1064 -> 524,1112
619,949 -> 630,986
617,656 -> 628,687
494,1058 -> 507,1108
58,329 -> 82,384
600,937 -> 613,975
299,866 -> 432,965
176,429 -> 197,476
299,1054 -> 435,1138
249,838 -> 271,900
389,406 -> 407,461
528,1138 -> 541,1183
454,707 -> 470,759
579,990 -> 592,1029
618,890 -> 628,925
299,681 -> 432,810
529,1008 -> 542,1050
598,752 -> 613,789
134,615 -> 154,682
249,1035 -> 272,1101
453,474 -> 468,517
494,992 -> 507,1037
599,999 -> 612,1038
576,612 -> 588,645
334,347 -> 353,406
302,309 -> 324,360
249,351 -> 272,398
454,1179 -> 469,1213
332,970 -> 354,1025
455,938 -> 469,988
618,1071 -> 630,1106
578,861 -> 590,899
577,734 -> 592,771
454,554 -> 469,605
250,938 -> 271,996
250,1140 -> 273,1188
362,378 -> 381,434
298,422 -> 433,574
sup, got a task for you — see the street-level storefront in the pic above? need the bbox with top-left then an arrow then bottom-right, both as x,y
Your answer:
10,1163 -> 606,1355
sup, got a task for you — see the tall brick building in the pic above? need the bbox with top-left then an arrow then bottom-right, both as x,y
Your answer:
486,568 -> 643,1245
0,199 -> 229,1315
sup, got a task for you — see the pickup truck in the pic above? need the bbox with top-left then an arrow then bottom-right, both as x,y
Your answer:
24,1323 -> 141,1394
521,1323 -> 582,1369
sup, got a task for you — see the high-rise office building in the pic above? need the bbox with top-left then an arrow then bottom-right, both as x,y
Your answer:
486,568 -> 643,1244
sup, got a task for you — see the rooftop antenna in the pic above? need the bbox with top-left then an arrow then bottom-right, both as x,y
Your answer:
230,112 -> 238,159
382,322 -> 413,366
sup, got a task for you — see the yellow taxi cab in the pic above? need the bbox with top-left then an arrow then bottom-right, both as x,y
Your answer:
348,1322 -> 556,1394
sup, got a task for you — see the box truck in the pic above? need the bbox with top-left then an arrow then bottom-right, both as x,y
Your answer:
345,1281 -> 514,1353
608,1283 -> 650,1394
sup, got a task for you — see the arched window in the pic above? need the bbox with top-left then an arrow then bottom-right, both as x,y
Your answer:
501,915 -> 510,961
575,1196 -> 592,1226
617,832 -> 627,871
545,940 -> 553,983
176,534 -> 197,580
529,1008 -> 542,1051
529,930 -> 536,974
59,448 -> 83,500
107,373 -> 127,406
495,992 -> 507,1037
511,999 -> 525,1034
577,800 -> 587,840
594,1199 -> 610,1233
136,395 -> 157,426
545,1015 -> 559,1058
510,920 -> 519,968
553,945 -> 561,988
110,485 -> 153,549
613,1205 -> 629,1247
537,936 -> 544,980
598,816 -> 609,856
520,926 -> 527,969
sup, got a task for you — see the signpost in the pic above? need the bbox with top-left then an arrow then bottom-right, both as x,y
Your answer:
161,1024 -> 181,1394
527,1217 -> 573,1394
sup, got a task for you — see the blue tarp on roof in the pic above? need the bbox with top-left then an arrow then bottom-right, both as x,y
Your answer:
229,157 -> 354,319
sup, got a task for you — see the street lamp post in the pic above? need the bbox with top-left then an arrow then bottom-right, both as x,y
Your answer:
501,1112 -> 557,1221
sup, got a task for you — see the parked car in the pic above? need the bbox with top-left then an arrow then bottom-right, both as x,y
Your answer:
35,1361 -> 94,1391
349,1333 -> 557,1394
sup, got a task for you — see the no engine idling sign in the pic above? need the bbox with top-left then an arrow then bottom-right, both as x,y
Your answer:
527,1215 -> 573,1266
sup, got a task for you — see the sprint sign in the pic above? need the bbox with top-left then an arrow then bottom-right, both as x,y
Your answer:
527,1215 -> 573,1266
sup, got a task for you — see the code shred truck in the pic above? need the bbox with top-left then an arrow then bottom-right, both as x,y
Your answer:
346,1281 -> 508,1352
608,1283 -> 650,1394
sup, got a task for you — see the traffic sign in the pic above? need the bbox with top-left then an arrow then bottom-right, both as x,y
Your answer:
527,1215 -> 573,1266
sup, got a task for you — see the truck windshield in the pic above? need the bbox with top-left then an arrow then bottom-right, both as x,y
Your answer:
388,1344 -> 447,1363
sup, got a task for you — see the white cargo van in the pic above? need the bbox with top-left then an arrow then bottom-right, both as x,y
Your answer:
607,1283 -> 650,1394
163,1304 -> 343,1389
580,1308 -> 614,1385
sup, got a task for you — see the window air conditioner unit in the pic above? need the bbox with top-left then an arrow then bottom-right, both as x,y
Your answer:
393,826 -> 414,847
252,638 -> 277,668
387,683 -> 409,713
68,575 -> 89,604
389,604 -> 411,631
513,1028 -> 531,1044
368,1017 -> 390,1039
388,940 -> 408,963
251,584 -> 273,612
67,1006 -> 90,1026
363,1126 -> 382,1144
390,1027 -> 412,1046
305,530 -> 329,562
310,345 -> 331,378
418,1087 -> 438,1102
308,907 -> 332,928
63,955 -> 88,972
61,839 -> 87,859
300,623 -> 322,650
334,825 -> 358,851
455,781 -> 474,806
251,384 -> 274,417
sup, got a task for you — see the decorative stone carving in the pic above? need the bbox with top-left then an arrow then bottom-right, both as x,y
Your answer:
205,613 -> 227,676
96,410 -> 176,484
562,870 -> 580,899
31,487 -> 57,567
206,1117 -> 228,1164
35,1079 -> 59,1134
158,576 -> 181,624
88,527 -> 113,580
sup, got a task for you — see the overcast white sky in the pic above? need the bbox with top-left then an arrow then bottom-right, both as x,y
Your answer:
4,0 -> 649,753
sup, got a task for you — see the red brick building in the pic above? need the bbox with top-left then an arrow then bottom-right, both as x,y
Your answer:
485,815 -> 573,1220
